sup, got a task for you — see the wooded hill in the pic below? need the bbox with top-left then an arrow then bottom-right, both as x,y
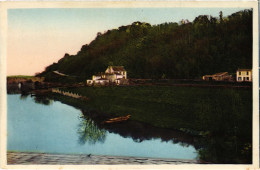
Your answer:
38,9 -> 252,82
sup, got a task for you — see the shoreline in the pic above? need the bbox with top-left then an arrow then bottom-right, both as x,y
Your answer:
7,151 -> 199,165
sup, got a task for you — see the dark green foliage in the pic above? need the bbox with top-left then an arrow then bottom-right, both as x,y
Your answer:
39,9 -> 252,81
77,117 -> 106,145
8,75 -> 34,79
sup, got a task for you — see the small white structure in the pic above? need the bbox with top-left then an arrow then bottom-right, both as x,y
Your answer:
18,82 -> 22,89
86,80 -> 93,84
236,69 -> 252,82
52,88 -> 82,99
94,78 -> 109,85
87,66 -> 128,86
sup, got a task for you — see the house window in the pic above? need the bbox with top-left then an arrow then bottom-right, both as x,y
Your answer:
239,72 -> 241,75
238,77 -> 241,81
247,71 -> 249,75
247,77 -> 249,81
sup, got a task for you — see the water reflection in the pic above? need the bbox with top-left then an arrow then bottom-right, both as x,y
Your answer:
33,95 -> 53,105
80,109 -> 251,163
78,115 -> 106,145
82,110 -> 199,149
197,135 -> 252,164
20,94 -> 29,100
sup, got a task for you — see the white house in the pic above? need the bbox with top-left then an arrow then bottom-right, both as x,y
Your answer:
105,66 -> 127,79
236,69 -> 252,82
87,66 -> 128,86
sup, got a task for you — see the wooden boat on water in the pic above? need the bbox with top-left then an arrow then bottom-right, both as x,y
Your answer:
102,115 -> 131,124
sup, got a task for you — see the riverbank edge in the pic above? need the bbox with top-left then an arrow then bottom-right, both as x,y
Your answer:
7,151 -> 199,165
48,91 -> 204,137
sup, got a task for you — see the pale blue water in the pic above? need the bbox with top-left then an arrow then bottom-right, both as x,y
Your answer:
7,94 -> 198,160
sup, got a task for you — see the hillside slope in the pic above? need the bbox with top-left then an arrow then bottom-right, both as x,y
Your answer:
38,10 -> 252,82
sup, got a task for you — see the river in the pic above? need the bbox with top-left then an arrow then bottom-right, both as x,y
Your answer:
7,94 -> 198,160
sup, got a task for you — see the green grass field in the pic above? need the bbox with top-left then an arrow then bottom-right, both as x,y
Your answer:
63,86 -> 251,132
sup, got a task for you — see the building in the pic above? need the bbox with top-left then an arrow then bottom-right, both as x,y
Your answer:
87,66 -> 128,86
202,72 -> 233,81
236,69 -> 252,82
105,66 -> 127,79
94,78 -> 109,85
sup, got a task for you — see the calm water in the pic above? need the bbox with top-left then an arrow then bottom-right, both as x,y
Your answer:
7,94 -> 198,160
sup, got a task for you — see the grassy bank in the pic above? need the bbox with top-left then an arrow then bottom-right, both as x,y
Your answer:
7,75 -> 34,79
62,86 -> 251,131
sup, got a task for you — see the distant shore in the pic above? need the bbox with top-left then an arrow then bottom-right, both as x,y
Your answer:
7,77 -> 252,93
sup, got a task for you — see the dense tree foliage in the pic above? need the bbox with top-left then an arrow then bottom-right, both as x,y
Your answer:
39,10 -> 252,81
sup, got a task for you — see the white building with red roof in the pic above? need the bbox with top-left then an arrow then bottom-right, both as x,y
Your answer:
87,66 -> 128,85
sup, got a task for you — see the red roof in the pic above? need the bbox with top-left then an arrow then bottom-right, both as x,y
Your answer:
110,66 -> 126,72
203,72 -> 230,77
212,72 -> 228,76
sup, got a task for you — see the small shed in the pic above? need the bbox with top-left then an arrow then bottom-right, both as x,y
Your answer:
203,72 -> 233,81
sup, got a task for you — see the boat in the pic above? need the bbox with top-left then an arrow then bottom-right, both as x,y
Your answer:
102,115 -> 131,124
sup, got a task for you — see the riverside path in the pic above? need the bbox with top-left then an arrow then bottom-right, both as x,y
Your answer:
7,152 -> 198,165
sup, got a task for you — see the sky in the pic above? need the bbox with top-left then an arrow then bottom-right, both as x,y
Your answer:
7,8 -> 248,76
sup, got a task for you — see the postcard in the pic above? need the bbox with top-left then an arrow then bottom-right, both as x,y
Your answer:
0,1 -> 259,170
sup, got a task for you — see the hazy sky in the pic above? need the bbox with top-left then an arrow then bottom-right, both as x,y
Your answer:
7,8 -> 247,76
